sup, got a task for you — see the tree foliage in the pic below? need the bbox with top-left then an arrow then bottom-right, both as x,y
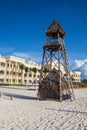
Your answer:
25,67 -> 28,73
31,67 -> 37,73
20,64 -> 25,70
43,67 -> 49,73
82,79 -> 87,84
20,64 -> 28,74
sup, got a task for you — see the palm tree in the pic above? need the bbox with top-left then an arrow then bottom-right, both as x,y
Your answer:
31,67 -> 37,74
31,67 -> 37,87
25,67 -> 28,73
20,64 -> 25,70
43,67 -> 49,76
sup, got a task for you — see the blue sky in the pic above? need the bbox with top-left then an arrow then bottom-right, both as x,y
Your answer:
0,0 -> 87,66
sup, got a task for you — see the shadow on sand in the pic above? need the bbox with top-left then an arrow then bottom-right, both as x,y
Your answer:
1,92 -> 37,100
45,108 -> 87,115
59,109 -> 87,115
13,93 -> 37,100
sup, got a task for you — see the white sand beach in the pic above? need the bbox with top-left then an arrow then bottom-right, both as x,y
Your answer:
0,86 -> 87,130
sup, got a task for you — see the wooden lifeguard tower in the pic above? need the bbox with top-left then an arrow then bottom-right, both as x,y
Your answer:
37,20 -> 75,101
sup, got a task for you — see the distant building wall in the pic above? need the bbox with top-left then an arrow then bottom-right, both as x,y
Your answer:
70,71 -> 81,83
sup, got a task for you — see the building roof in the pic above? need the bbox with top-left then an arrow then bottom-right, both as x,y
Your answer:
5,56 -> 25,63
0,55 -> 6,62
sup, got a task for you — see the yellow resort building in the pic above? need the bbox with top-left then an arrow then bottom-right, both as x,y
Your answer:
0,55 -> 41,86
0,55 -> 81,86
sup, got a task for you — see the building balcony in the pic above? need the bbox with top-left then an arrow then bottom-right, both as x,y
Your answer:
0,67 -> 6,71
0,75 -> 5,78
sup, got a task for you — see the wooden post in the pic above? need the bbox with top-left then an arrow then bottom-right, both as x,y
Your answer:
11,94 -> 13,100
39,49 -> 45,83
50,51 -> 52,71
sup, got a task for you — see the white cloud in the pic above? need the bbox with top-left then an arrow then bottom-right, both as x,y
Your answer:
13,52 -> 42,64
80,63 -> 87,76
71,59 -> 87,70
13,52 -> 29,59
71,59 -> 87,79
0,47 -> 14,52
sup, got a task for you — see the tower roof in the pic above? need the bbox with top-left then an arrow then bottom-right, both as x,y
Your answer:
46,20 -> 65,38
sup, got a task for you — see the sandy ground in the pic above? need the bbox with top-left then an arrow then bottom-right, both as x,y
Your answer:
0,86 -> 87,130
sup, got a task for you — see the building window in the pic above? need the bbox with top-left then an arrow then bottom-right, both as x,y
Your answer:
6,79 -> 8,82
13,72 -> 15,75
33,74 -> 36,78
19,73 -> 21,76
18,80 -> 21,83
7,64 -> 9,67
13,79 -> 15,82
29,74 -> 32,77
38,69 -> 41,73
24,74 -> 27,77
29,80 -> 32,83
1,62 -> 5,67
14,65 -> 15,67
0,71 -> 4,74
37,75 -> 39,78
0,79 -> 4,82
10,64 -> 12,67
7,71 -> 9,75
